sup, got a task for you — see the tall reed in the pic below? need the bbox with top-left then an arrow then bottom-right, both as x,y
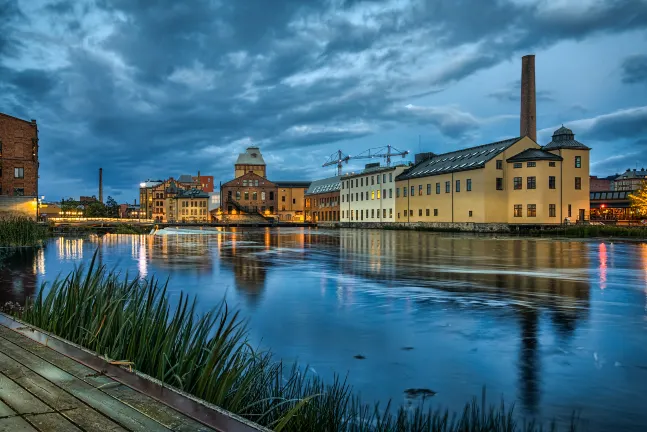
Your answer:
19,251 -> 578,431
0,216 -> 49,247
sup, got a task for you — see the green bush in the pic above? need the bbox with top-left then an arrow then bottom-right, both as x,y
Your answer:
0,217 -> 49,247
18,251 -> 579,431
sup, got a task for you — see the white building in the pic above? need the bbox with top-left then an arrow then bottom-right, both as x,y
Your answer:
340,163 -> 410,223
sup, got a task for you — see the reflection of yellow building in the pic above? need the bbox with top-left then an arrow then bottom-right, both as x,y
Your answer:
395,128 -> 590,224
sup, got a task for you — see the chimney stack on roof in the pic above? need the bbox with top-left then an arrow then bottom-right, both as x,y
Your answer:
520,54 -> 537,142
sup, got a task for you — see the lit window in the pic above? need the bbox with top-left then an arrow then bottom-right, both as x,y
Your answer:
377,190 -> 381,199
371,191 -> 375,200
513,204 -> 522,217
513,177 -> 522,190
527,204 -> 536,217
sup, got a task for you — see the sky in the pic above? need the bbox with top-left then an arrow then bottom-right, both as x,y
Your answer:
1,0 -> 647,202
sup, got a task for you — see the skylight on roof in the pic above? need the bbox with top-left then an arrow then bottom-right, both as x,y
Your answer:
467,162 -> 475,166
459,163 -> 467,168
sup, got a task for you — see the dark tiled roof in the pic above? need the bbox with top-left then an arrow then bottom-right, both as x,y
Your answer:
590,190 -> 631,200
615,169 -> 647,180
235,147 -> 266,165
175,188 -> 209,199
177,175 -> 194,183
543,125 -> 590,150
276,181 -> 311,188
342,162 -> 410,179
506,148 -> 563,162
396,137 -> 522,181
306,176 -> 341,195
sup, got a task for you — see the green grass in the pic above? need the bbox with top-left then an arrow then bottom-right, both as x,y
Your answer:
0,217 -> 49,247
111,224 -> 149,235
17,251 -> 580,431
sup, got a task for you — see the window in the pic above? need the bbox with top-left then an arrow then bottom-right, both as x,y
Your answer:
398,212 -> 400,219
436,183 -> 440,194
14,167 -> 24,179
469,210 -> 473,217
514,177 -> 522,190
355,179 -> 358,187
496,160 -> 503,169
549,162 -> 556,167
389,189 -> 392,198
426,209 -> 430,216
244,192 -> 249,200
383,174 -> 386,183
409,210 -> 413,216
269,191 -> 274,200
411,186 -> 415,196
434,209 -> 438,216
445,181 -> 450,193
383,189 -> 386,199
13,188 -> 24,196
575,156 -> 581,168
243,180 -> 248,186
293,198 -> 296,204
427,184 -> 431,195
549,176 -> 556,189
356,193 -> 358,201
403,187 -> 407,197
389,173 -> 393,182
236,191 -> 241,200
527,176 -> 536,189
418,209 -> 422,216
371,209 -> 375,218
514,162 -> 522,168
527,204 -> 536,217
252,192 -> 257,200
377,175 -> 380,185
396,188 -> 400,198
496,178 -> 503,190
527,162 -> 536,167
383,209 -> 386,218
282,196 -> 286,202
418,185 -> 423,195
575,177 -> 582,190
389,208 -> 393,218
549,204 -> 556,217
466,179 -> 472,191
360,178 -> 363,187
371,191 -> 375,200
513,204 -> 522,217
360,192 -> 364,201
377,190 -> 381,199
371,176 -> 375,185
455,180 -> 460,192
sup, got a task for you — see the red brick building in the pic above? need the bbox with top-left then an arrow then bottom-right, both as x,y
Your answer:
305,176 -> 341,222
590,175 -> 614,192
0,113 -> 39,197
221,172 -> 278,215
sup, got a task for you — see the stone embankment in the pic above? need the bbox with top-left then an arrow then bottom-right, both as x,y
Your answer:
317,221 -> 513,232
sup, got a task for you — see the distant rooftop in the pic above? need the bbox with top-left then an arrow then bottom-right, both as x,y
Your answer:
276,180 -> 311,188
342,162 -> 410,179
305,176 -> 341,195
235,147 -> 266,166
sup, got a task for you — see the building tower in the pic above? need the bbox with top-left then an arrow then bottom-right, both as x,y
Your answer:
520,54 -> 537,142
234,146 -> 267,178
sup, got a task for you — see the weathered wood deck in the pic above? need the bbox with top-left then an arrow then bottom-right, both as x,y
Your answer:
0,317 -> 267,432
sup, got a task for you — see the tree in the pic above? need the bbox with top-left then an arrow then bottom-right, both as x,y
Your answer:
629,181 -> 647,217
105,196 -> 120,218
85,202 -> 107,217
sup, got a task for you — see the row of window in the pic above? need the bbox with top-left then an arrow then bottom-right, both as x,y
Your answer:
511,161 -> 559,168
342,208 -> 394,220
0,187 -> 24,196
395,179 -> 473,197
0,167 -> 24,178
513,204 -> 556,218
343,188 -> 392,202
398,209 -> 444,218
180,200 -> 206,207
229,191 -> 274,201
242,179 -> 260,187
180,208 -> 208,216
343,173 -> 394,189
511,176 -> 580,190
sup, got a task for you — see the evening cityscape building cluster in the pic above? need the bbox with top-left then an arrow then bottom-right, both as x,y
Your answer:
0,55 -> 641,224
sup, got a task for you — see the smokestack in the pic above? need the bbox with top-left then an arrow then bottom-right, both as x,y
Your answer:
520,54 -> 536,142
99,168 -> 103,203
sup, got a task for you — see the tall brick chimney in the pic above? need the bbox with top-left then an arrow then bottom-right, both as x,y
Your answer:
520,54 -> 536,142
99,168 -> 103,203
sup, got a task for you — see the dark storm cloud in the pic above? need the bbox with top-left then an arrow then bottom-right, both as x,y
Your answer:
621,54 -> 647,84
591,139 -> 647,174
3,0 -> 647,198
578,107 -> 647,141
488,80 -> 554,103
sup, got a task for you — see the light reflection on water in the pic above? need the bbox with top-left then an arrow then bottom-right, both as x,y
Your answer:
1,228 -> 647,431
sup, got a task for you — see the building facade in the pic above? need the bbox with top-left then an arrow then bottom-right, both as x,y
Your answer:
340,163 -> 410,223
394,128 -> 590,225
305,176 -> 341,222
235,147 -> 266,179
276,181 -> 310,222
590,175 -> 615,192
221,172 -> 278,216
613,169 -> 647,192
0,113 -> 39,197
169,189 -> 210,223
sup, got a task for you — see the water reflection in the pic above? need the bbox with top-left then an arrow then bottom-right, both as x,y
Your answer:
0,248 -> 39,304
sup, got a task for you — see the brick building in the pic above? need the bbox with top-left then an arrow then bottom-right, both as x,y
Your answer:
305,176 -> 341,222
221,172 -> 278,216
0,113 -> 39,197
590,175 -> 615,192
235,147 -> 266,179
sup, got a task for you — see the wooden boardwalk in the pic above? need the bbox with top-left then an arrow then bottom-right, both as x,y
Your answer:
0,320 -> 266,432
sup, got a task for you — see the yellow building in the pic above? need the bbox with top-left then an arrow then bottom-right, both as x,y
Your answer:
394,126 -> 590,225
235,147 -> 266,179
169,188 -> 210,223
276,181 -> 311,222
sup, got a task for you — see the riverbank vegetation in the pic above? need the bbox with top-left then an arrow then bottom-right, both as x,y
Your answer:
14,252 -> 579,431
0,217 -> 49,247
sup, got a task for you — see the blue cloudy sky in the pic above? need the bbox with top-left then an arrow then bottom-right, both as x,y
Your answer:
2,0 -> 647,202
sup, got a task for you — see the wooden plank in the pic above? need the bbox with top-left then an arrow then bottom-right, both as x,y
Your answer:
0,327 -> 214,432
23,413 -> 83,432
0,373 -> 51,415
0,399 -> 15,417
0,336 -> 171,432
0,417 -> 38,432
0,351 -> 127,432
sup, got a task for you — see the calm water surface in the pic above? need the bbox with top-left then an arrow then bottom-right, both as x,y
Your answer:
1,228 -> 646,431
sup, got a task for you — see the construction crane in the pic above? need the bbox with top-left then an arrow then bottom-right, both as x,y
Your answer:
322,150 -> 351,176
348,145 -> 410,167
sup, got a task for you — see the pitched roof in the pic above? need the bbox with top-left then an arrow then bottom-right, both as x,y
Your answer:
506,148 -> 563,162
276,181 -> 311,188
543,125 -> 590,150
342,162 -> 410,179
396,137 -> 522,181
235,147 -> 266,165
305,176 -> 341,195
177,174 -> 194,183
175,188 -> 209,199
615,169 -> 647,180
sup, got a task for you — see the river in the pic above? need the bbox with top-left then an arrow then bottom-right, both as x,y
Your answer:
1,228 -> 646,431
